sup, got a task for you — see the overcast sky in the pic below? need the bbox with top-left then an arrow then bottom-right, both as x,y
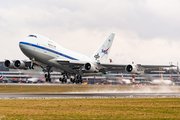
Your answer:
0,0 -> 180,65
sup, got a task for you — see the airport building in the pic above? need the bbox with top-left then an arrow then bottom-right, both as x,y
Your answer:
0,61 -> 180,85
0,62 -> 9,71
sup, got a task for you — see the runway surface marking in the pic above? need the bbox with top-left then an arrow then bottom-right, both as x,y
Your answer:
0,92 -> 180,99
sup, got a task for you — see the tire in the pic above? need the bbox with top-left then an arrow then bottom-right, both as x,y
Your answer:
45,74 -> 48,78
70,78 -> 73,82
29,66 -> 31,69
29,65 -> 34,69
48,74 -> 50,78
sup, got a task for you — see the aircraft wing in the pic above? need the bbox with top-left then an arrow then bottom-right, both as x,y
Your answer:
99,63 -> 175,72
137,64 -> 175,68
57,59 -> 86,65
56,60 -> 126,72
56,59 -> 86,69
98,63 -> 126,72
56,58 -> 175,73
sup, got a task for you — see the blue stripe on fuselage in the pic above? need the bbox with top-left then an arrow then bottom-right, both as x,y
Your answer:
19,42 -> 79,60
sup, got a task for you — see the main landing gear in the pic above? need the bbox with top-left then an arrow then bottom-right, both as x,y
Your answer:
59,74 -> 67,83
70,75 -> 83,84
45,66 -> 52,82
44,67 -> 83,84
59,74 -> 83,84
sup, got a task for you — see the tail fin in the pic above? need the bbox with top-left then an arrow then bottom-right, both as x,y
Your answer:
91,33 -> 115,63
0,73 -> 3,80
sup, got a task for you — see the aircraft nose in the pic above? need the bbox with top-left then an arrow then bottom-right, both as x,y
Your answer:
19,36 -> 36,58
19,39 -> 27,50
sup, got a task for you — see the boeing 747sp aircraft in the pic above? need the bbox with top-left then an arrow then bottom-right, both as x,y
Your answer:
4,33 -> 174,83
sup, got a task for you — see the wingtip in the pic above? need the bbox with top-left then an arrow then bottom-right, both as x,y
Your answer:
171,65 -> 176,67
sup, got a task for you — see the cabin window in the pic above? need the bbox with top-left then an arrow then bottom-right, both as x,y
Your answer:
28,35 -> 37,38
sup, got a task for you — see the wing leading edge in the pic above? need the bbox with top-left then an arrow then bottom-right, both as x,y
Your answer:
99,63 -> 175,73
56,59 -> 175,73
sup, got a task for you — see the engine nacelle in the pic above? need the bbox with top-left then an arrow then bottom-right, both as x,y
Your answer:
84,63 -> 98,73
4,60 -> 16,69
14,60 -> 28,69
125,64 -> 139,74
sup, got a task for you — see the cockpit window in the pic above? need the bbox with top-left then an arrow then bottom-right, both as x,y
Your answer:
28,35 -> 37,38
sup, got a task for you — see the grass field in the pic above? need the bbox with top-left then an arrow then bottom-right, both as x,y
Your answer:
0,84 -> 179,93
0,85 -> 179,119
0,98 -> 179,119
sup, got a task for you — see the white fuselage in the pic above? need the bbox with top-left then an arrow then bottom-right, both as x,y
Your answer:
19,34 -> 92,75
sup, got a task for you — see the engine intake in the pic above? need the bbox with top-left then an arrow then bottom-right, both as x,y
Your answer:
14,60 -> 28,69
84,63 -> 98,72
85,63 -> 91,70
4,60 -> 15,69
125,64 -> 139,74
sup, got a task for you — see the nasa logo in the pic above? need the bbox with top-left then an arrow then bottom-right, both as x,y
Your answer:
101,47 -> 110,55
102,49 -> 108,54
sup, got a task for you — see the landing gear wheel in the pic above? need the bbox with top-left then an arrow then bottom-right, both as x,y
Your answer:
29,65 -> 34,69
61,78 -> 65,83
44,66 -> 52,83
49,78 -> 51,82
46,78 -> 49,82
48,74 -> 50,78
46,78 -> 51,82
70,78 -> 73,82
45,74 -> 48,78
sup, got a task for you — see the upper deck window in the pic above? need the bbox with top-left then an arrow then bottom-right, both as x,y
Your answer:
28,35 -> 37,38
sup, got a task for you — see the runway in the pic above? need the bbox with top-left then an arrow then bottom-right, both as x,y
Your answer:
0,92 -> 180,99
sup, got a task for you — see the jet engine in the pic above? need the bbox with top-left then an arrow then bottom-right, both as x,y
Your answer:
14,60 -> 28,69
84,63 -> 98,72
4,60 -> 16,69
125,64 -> 139,74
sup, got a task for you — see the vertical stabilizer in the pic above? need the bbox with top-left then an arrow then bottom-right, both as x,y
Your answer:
91,33 -> 115,63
